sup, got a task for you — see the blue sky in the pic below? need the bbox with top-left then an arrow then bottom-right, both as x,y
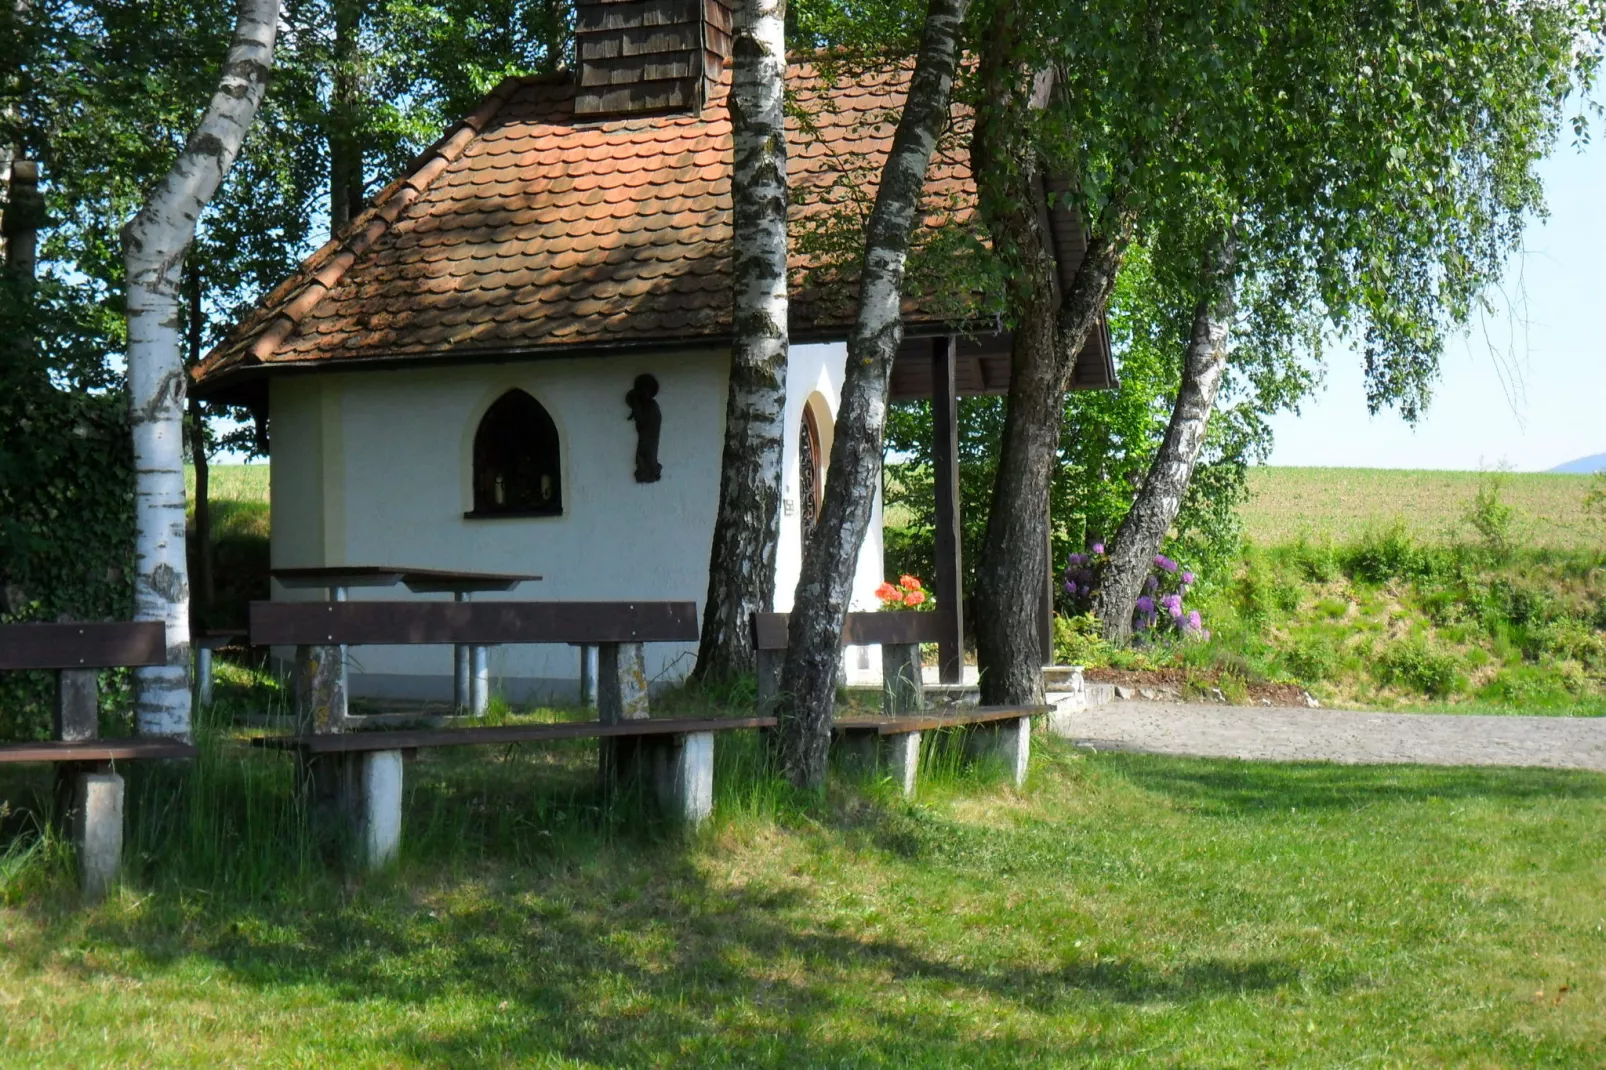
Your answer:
1265,127 -> 1605,473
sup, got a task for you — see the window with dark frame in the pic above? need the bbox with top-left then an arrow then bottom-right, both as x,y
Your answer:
469,389 -> 563,517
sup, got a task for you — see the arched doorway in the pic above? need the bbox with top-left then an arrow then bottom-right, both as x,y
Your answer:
798,403 -> 824,547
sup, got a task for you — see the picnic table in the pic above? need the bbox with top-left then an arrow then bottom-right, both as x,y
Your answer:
270,566 -> 542,718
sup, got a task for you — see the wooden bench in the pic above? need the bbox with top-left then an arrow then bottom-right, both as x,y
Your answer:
254,715 -> 772,868
0,621 -> 196,899
753,611 -> 1050,795
247,599 -> 720,867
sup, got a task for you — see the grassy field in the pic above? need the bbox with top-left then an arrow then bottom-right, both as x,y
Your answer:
1242,467 -> 1600,549
2,693 -> 1604,1067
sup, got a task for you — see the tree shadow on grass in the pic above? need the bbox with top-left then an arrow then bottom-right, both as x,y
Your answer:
1097,751 -> 1606,813
5,744 -> 1322,1068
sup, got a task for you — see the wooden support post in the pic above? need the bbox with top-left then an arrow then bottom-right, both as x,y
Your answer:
1040,505 -> 1055,665
931,336 -> 965,684
881,642 -> 924,715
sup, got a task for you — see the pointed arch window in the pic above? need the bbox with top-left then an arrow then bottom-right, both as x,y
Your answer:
469,389 -> 563,517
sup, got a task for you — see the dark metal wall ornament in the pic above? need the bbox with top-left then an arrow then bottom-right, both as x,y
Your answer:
626,373 -> 663,483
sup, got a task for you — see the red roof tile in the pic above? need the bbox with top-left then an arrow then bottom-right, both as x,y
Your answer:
196,60 -> 1091,395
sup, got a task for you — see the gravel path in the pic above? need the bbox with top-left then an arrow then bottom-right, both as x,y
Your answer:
1061,701 -> 1606,771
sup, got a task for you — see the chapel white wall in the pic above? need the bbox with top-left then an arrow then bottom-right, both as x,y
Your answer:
267,343 -> 885,700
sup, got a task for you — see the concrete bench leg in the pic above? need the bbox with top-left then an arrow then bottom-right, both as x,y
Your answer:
357,750 -> 404,869
968,716 -> 1031,788
598,642 -> 649,722
884,731 -> 921,798
302,750 -> 403,870
647,731 -> 714,827
881,642 -> 924,715
72,771 -> 123,901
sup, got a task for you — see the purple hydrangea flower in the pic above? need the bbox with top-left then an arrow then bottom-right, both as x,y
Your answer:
1068,553 -> 1086,567
1187,610 -> 1203,630
1092,543 -> 1105,555
1160,556 -> 1179,574
1135,596 -> 1154,614
1064,580 -> 1076,596
1144,576 -> 1159,592
1161,593 -> 1182,611
1182,571 -> 1195,585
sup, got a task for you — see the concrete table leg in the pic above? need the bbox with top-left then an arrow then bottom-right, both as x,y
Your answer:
884,731 -> 921,798
195,647 -> 214,707
72,771 -> 123,901
881,642 -> 924,715
294,644 -> 348,734
579,644 -> 598,708
649,731 -> 714,827
755,648 -> 782,717
598,642 -> 649,722
453,591 -> 471,711
54,668 -> 98,742
470,645 -> 491,715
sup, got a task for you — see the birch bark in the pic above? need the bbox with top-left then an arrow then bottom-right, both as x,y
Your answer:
124,0 -> 277,739
695,0 -> 789,682
776,0 -> 970,788
1094,231 -> 1238,644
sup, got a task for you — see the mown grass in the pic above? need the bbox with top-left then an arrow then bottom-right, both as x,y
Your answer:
2,680 -> 1605,1066
1243,467 -> 1600,549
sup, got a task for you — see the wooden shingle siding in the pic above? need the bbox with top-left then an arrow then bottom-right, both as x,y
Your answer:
574,0 -> 733,117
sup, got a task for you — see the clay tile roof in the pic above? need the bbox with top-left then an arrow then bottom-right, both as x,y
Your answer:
195,59 -> 1103,395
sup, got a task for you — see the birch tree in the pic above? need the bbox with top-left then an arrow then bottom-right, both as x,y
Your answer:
125,0 -> 277,739
1091,232 -> 1236,642
695,0 -> 790,682
776,0 -> 970,788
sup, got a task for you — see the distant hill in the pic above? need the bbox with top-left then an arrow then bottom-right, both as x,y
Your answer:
1551,453 -> 1606,475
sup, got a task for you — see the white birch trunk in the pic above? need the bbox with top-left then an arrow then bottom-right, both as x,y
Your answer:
695,0 -> 790,681
124,0 -> 277,738
1095,231 -> 1239,644
776,0 -> 970,787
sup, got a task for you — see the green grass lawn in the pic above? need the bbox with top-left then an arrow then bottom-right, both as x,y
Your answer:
1243,467 -> 1600,550
3,705 -> 1603,1067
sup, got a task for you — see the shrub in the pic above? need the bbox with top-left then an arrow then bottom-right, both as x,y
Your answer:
1375,638 -> 1464,698
1053,613 -> 1114,667
1462,472 -> 1518,561
1283,635 -> 1339,683
1290,536 -> 1340,582
1343,525 -> 1430,584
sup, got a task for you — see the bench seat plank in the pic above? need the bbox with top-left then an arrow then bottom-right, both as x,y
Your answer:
834,704 -> 1051,735
0,739 -> 198,763
253,715 -> 777,754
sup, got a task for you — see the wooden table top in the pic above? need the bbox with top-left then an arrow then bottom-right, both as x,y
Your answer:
270,566 -> 542,593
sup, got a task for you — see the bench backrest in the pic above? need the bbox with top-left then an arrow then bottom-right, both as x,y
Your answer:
752,610 -> 953,651
0,622 -> 166,671
249,600 -> 699,647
